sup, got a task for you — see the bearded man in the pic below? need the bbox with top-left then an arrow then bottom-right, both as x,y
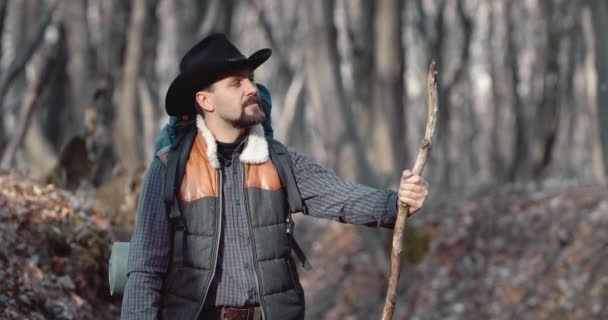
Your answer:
121,33 -> 429,320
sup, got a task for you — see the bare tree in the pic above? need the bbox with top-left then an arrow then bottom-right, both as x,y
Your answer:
60,0 -> 91,144
344,0 -> 375,135
369,0 -> 406,181
504,0 -> 529,182
590,0 -> 608,181
115,0 -> 146,173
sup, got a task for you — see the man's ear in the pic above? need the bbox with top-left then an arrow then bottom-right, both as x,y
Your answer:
195,91 -> 214,113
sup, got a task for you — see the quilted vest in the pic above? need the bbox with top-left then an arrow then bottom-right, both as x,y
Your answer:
160,120 -> 305,320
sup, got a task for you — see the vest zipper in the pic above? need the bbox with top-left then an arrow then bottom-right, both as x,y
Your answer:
242,164 -> 268,320
194,171 -> 223,319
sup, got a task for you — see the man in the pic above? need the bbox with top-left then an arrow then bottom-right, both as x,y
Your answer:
121,34 -> 429,320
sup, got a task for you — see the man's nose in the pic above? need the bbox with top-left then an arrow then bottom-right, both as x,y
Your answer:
243,79 -> 257,95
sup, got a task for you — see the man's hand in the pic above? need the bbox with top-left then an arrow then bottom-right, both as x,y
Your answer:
398,170 -> 429,215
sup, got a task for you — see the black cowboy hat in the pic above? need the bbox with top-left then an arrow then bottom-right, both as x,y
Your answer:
165,33 -> 272,116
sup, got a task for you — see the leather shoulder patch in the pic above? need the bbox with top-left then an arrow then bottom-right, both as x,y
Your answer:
245,161 -> 281,191
180,133 -> 218,201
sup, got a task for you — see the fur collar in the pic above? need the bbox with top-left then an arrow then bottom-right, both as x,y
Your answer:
196,114 -> 269,169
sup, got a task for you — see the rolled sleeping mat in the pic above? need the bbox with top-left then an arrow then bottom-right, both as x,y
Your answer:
109,242 -> 130,296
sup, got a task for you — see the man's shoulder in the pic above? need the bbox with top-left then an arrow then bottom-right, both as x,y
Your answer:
265,139 -> 302,163
142,156 -> 168,186
155,145 -> 171,167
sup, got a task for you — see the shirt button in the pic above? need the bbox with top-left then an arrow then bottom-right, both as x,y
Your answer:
235,200 -> 240,206
244,262 -> 249,269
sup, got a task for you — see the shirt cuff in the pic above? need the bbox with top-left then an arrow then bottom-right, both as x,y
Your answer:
379,191 -> 399,228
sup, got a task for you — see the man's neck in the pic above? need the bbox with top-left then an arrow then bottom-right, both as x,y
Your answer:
204,117 -> 247,143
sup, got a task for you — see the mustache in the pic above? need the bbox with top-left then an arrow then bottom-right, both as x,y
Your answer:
242,95 -> 260,108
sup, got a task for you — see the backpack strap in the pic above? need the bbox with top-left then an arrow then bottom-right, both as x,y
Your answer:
163,127 -> 197,267
268,139 -> 312,271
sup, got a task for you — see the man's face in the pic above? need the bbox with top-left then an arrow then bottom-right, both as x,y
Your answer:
204,68 -> 266,129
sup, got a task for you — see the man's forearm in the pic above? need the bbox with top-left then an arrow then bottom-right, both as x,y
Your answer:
120,158 -> 171,319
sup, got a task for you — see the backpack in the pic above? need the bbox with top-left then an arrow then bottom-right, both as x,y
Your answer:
109,84 -> 310,296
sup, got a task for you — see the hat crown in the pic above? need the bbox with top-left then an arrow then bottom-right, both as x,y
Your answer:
179,33 -> 247,73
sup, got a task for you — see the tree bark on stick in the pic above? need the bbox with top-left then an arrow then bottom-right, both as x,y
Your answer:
381,61 -> 438,320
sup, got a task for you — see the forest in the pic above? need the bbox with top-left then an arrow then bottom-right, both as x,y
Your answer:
0,0 -> 607,319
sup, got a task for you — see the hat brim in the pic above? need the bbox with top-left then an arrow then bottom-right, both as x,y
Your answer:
165,48 -> 272,116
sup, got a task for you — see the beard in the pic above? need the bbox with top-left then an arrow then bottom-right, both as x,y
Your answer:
230,95 -> 266,129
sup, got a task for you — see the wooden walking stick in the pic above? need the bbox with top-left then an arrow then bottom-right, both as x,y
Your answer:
381,61 -> 439,320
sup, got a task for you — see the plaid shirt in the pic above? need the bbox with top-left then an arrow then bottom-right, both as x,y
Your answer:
120,146 -> 398,319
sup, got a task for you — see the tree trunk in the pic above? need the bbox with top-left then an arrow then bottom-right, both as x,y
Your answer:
530,0 -> 563,179
505,0 -> 530,181
426,0 -> 451,187
345,0 -> 375,141
580,6 -> 605,184
115,0 -> 146,173
488,1 -> 509,183
304,0 -> 378,186
84,0 -> 129,186
590,0 -> 608,181
138,78 -> 157,160
0,0 -> 7,149
370,0 -> 406,181
197,0 -> 235,38
138,0 -> 160,162
60,0 -> 91,144
98,0 -> 129,75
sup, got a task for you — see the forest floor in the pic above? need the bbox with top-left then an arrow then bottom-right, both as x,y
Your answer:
295,180 -> 608,320
0,172 -> 606,319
